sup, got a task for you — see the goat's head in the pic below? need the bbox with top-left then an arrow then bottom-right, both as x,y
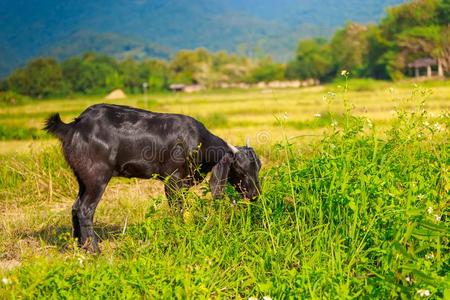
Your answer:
210,142 -> 261,201
229,146 -> 261,201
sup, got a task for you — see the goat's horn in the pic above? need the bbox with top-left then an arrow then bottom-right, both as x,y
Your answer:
246,137 -> 250,147
227,142 -> 239,154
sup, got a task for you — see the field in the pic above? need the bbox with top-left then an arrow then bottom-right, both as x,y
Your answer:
0,79 -> 449,298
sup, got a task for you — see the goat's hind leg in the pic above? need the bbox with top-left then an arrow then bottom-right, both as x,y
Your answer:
72,173 -> 85,243
77,167 -> 111,253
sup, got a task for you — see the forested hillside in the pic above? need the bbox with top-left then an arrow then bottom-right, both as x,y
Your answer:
0,0 -> 404,77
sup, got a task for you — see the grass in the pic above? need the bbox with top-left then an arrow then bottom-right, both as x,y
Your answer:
0,80 -> 449,298
0,81 -> 449,144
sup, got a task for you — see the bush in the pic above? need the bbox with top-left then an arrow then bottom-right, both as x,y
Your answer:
0,124 -> 45,140
0,91 -> 30,105
7,58 -> 69,98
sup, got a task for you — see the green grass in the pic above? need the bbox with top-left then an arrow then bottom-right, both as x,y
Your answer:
0,81 -> 449,298
0,124 -> 48,140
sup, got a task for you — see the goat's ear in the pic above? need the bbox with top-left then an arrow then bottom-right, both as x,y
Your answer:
210,154 -> 233,199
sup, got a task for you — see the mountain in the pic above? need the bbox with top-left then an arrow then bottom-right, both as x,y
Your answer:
0,0 -> 405,77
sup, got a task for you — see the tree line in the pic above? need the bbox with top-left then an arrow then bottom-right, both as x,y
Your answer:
1,0 -> 448,98
0,50 -> 285,98
286,0 -> 449,81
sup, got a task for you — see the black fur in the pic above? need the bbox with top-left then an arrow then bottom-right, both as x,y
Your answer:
44,104 -> 261,252
43,113 -> 71,140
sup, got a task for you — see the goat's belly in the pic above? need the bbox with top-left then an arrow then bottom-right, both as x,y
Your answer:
116,160 -> 157,179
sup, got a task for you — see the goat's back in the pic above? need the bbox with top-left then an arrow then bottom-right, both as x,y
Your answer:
60,104 -> 223,179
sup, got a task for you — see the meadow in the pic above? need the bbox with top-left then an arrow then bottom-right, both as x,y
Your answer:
0,79 -> 449,298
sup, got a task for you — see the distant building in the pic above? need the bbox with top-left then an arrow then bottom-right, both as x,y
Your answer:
169,84 -> 204,93
169,84 -> 186,92
184,84 -> 204,93
407,58 -> 444,78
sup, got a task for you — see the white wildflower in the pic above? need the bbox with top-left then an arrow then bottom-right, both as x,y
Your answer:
341,70 -> 348,76
263,296 -> 273,300
77,254 -> 85,266
405,276 -> 412,283
2,277 -> 11,285
283,112 -> 289,120
433,122 -> 442,131
331,120 -> 338,127
417,194 -> 424,200
322,95 -> 328,101
434,214 -> 441,221
205,258 -> 213,266
425,252 -> 434,260
248,297 -> 258,300
427,206 -> 433,214
417,289 -> 430,297
423,121 -> 430,127
314,113 -> 321,118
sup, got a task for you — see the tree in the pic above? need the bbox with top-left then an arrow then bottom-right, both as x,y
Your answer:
0,80 -> 7,92
380,0 -> 439,40
359,0 -> 449,80
207,51 -> 252,85
62,53 -> 122,94
7,58 -> 67,98
286,38 -> 333,81
170,49 -> 209,84
248,57 -> 285,83
364,25 -> 391,79
119,58 -> 141,93
436,0 -> 450,25
141,60 -> 169,91
330,23 -> 368,76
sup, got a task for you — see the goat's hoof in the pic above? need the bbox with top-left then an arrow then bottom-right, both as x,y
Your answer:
81,239 -> 101,254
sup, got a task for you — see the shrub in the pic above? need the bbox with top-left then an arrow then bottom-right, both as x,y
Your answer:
0,91 -> 30,105
0,124 -> 44,140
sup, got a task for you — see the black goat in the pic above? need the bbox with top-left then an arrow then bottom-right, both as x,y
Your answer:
44,104 -> 261,252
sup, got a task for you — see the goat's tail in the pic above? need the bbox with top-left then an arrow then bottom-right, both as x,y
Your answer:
44,113 -> 71,140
